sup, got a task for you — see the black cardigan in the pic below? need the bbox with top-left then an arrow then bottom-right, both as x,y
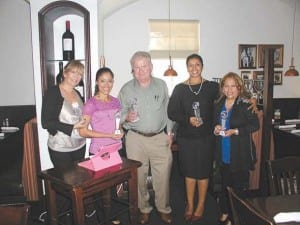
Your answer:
41,85 -> 82,136
213,97 -> 259,172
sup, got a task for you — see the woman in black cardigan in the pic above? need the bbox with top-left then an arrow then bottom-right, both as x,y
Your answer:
213,72 -> 259,225
41,60 -> 87,170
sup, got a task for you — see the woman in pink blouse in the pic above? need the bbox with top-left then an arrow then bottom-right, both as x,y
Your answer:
79,67 -> 124,154
79,67 -> 124,224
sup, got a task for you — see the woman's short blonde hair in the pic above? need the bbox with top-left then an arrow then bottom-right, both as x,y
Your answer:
64,60 -> 84,77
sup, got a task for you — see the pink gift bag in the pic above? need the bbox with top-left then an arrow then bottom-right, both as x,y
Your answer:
78,142 -> 122,171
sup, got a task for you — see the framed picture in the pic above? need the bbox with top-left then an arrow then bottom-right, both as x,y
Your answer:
252,71 -> 264,105
274,71 -> 282,85
238,44 -> 257,69
258,44 -> 284,68
241,71 -> 251,80
253,70 -> 264,80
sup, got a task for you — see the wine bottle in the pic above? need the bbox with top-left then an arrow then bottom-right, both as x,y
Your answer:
62,20 -> 75,61
56,61 -> 63,85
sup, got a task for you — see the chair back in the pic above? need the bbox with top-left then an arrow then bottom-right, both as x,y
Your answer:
227,187 -> 274,225
0,203 -> 30,225
266,156 -> 300,195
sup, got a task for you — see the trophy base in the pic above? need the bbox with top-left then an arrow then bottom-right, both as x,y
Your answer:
219,131 -> 226,136
197,117 -> 203,125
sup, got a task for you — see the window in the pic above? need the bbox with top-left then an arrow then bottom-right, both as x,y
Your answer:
149,19 -> 200,58
149,19 -> 200,95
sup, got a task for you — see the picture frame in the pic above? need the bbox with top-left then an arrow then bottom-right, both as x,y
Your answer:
253,70 -> 282,85
238,44 -> 257,69
274,71 -> 282,85
257,44 -> 284,68
241,71 -> 251,80
252,71 -> 264,105
253,70 -> 264,80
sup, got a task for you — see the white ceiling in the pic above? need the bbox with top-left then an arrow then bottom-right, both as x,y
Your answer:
100,0 -> 139,18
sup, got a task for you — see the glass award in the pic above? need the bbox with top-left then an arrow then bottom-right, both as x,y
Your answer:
114,112 -> 121,134
129,97 -> 140,122
71,102 -> 82,123
220,110 -> 228,136
192,102 -> 203,125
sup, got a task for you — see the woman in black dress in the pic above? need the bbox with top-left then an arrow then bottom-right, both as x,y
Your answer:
168,54 -> 219,222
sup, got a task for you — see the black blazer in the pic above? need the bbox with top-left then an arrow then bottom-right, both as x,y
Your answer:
41,85 -> 82,136
213,97 -> 259,172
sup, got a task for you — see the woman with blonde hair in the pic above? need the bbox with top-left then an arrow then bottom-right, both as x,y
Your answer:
42,60 -> 87,170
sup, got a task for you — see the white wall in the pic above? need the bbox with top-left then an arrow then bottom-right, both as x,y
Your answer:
102,0 -> 300,98
0,0 -> 34,106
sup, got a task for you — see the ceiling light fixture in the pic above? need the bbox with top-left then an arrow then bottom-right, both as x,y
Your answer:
163,0 -> 177,76
285,0 -> 299,76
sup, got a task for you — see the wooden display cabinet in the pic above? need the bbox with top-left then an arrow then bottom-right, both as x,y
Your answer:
38,1 -> 91,100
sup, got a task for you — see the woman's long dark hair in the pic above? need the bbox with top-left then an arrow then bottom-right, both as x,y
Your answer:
94,67 -> 114,95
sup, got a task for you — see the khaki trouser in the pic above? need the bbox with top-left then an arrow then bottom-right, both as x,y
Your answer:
125,130 -> 173,214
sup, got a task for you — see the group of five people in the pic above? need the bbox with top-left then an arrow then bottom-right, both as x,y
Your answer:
42,51 -> 259,225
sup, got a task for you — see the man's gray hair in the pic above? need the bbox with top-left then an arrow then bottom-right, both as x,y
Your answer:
130,51 -> 152,68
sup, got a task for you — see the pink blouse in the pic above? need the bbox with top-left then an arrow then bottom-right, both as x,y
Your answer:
83,96 -> 121,155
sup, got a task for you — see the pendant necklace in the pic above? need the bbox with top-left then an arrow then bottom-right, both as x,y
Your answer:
188,79 -> 203,95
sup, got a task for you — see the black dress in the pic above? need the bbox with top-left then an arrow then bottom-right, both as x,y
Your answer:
168,80 -> 219,179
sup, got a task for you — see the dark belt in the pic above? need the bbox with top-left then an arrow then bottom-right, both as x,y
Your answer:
131,129 -> 164,137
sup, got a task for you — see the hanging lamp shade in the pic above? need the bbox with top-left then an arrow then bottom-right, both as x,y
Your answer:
285,57 -> 299,76
163,0 -> 177,76
285,0 -> 299,76
164,56 -> 178,76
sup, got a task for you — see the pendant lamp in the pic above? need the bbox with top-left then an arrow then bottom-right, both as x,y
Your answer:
285,0 -> 299,76
164,0 -> 177,76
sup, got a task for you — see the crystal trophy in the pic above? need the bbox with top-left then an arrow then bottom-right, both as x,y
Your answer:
130,98 -> 140,122
192,102 -> 203,125
71,102 -> 82,123
220,110 -> 228,136
115,112 -> 121,134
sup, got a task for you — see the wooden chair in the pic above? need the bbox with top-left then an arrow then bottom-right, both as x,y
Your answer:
227,187 -> 274,225
266,156 -> 300,195
0,203 -> 30,225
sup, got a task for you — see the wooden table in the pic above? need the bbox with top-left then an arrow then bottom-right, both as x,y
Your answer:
246,194 -> 300,225
40,157 -> 141,225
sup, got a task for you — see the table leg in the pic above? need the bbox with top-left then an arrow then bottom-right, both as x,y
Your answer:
71,188 -> 85,225
102,188 -> 112,225
128,169 -> 138,225
44,180 -> 57,225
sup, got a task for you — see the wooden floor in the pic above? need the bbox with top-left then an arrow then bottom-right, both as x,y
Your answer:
28,152 -> 221,225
